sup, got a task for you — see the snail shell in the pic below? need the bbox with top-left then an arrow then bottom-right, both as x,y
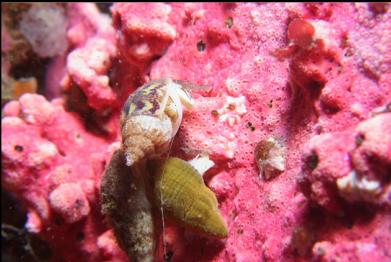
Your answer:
153,157 -> 228,239
101,150 -> 156,262
121,79 -> 194,166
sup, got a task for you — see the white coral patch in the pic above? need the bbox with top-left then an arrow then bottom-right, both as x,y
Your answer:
217,96 -> 247,127
132,42 -> 151,58
29,141 -> 59,165
188,154 -> 215,176
25,211 -> 43,233
311,20 -> 338,51
337,171 -> 382,202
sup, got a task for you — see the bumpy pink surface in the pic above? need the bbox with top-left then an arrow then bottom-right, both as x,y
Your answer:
2,3 -> 391,262
1,94 -> 127,261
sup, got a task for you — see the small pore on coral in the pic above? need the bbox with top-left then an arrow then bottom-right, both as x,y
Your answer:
163,251 -> 174,262
305,152 -> 319,170
14,145 -> 24,152
355,133 -> 365,146
197,40 -> 206,52
75,231 -> 85,242
246,122 -> 255,131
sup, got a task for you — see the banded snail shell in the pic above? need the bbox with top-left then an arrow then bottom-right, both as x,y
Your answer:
121,79 -> 194,166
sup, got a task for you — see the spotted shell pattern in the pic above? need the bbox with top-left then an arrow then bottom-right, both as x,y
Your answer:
120,79 -> 194,166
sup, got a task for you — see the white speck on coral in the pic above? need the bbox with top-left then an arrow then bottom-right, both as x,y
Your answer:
225,77 -> 236,94
254,55 -> 264,65
250,10 -> 261,25
188,154 -> 215,176
161,3 -> 172,17
350,102 -> 366,118
25,211 -> 43,233
1,117 -> 24,126
337,171 -> 382,202
205,62 -> 212,72
225,141 -> 236,159
311,20 -> 337,51
193,9 -> 205,20
126,155 -> 135,166
228,117 -> 235,126
217,95 -> 247,126
133,43 -> 151,57
97,75 -> 110,86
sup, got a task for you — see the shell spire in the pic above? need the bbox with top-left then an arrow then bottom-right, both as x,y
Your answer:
120,79 -> 195,166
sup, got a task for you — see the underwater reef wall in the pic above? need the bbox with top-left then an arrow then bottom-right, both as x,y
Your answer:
1,3 -> 391,262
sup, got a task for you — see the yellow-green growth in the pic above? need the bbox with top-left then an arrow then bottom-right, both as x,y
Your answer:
154,157 -> 228,238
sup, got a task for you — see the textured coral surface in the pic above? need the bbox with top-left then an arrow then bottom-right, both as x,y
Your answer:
1,3 -> 391,262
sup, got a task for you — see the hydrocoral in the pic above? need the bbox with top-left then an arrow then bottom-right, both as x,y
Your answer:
1,2 -> 391,262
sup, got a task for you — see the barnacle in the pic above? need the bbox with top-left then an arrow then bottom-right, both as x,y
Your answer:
255,136 -> 285,180
153,157 -> 228,239
120,78 -> 194,166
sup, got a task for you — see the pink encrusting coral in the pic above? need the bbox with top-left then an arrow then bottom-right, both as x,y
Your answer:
1,94 -> 128,261
61,3 -> 118,111
1,2 -> 391,262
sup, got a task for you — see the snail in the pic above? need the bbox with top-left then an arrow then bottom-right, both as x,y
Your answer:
120,78 -> 195,166
101,79 -> 228,262
153,157 -> 228,239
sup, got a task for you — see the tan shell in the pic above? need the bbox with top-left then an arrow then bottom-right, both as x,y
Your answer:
121,114 -> 173,166
121,79 -> 194,166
